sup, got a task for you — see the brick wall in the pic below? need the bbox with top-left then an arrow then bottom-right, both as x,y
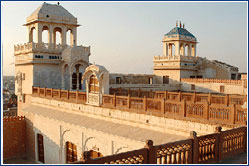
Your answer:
3,116 -> 26,160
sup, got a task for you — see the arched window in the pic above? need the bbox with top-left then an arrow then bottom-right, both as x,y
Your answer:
185,45 -> 189,56
89,75 -> 99,93
66,29 -> 72,46
30,27 -> 37,43
53,27 -> 62,45
42,26 -> 49,43
171,44 -> 175,56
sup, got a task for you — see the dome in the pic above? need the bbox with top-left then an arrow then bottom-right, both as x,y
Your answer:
26,2 -> 77,25
164,27 -> 196,40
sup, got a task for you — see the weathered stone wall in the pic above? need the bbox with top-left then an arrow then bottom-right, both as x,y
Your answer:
153,69 -> 180,84
109,73 -> 159,84
202,59 -> 234,79
109,84 -> 180,91
15,64 -> 34,95
181,82 -> 246,95
3,117 -> 26,160
33,63 -> 61,89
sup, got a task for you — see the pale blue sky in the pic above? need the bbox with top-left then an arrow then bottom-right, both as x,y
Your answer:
1,1 -> 248,76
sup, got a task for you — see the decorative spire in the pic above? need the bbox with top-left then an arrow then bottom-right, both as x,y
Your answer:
176,21 -> 178,27
180,21 -> 182,28
183,23 -> 185,29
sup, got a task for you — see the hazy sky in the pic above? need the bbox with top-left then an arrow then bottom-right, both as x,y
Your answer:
1,1 -> 248,76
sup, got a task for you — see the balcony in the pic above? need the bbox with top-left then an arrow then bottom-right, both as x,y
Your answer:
14,42 -> 90,55
153,55 -> 199,62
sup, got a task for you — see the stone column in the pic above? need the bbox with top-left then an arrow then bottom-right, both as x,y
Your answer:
169,44 -> 172,56
175,42 -> 180,56
72,27 -> 77,46
69,70 -> 73,90
194,44 -> 197,57
48,25 -> 53,48
166,43 -> 168,56
163,42 -> 166,56
76,66 -> 79,91
52,29 -> 56,48
182,43 -> 185,56
28,26 -> 32,42
61,68 -> 65,90
36,23 -> 42,44
61,27 -> 67,46
188,44 -> 192,56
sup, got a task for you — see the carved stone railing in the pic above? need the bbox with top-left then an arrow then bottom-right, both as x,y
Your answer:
32,86 -> 247,126
110,88 -> 246,106
14,42 -> 91,55
72,126 -> 247,164
153,55 -> 198,61
32,87 -> 86,104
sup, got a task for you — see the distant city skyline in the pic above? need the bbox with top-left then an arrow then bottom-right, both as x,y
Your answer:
1,1 -> 248,76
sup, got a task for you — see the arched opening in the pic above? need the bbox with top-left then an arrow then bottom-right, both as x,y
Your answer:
89,75 -> 99,93
30,27 -> 37,43
171,44 -> 175,56
53,27 -> 62,45
180,44 -> 184,55
72,66 -> 77,90
185,45 -> 189,56
66,29 -> 72,46
78,65 -> 85,91
42,26 -> 49,44
89,150 -> 103,159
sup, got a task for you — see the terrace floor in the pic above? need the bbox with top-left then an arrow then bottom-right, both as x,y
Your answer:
22,104 -> 188,145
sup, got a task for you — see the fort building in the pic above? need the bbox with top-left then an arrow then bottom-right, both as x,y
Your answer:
4,2 -> 247,164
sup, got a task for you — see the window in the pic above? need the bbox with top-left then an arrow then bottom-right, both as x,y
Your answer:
89,75 -> 99,93
72,73 -> 77,90
66,141 -> 77,163
197,75 -> 203,78
116,77 -> 121,84
163,76 -> 169,84
191,84 -> 195,90
89,150 -> 103,159
148,77 -> 153,84
37,134 -> 44,163
190,76 -> 195,78
220,85 -> 225,93
231,74 -> 237,80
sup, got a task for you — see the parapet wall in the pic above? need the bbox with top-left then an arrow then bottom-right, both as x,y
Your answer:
3,116 -> 26,160
31,95 -> 232,136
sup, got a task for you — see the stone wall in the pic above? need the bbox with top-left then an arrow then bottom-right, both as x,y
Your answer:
15,64 -> 34,95
33,63 -> 62,89
3,116 -> 26,160
109,73 -> 160,84
180,81 -> 246,95
109,84 -> 180,91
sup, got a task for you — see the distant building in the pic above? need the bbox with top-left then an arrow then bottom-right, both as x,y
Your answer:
153,22 -> 239,84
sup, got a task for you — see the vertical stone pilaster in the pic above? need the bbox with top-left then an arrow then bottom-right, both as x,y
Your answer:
36,23 -> 42,43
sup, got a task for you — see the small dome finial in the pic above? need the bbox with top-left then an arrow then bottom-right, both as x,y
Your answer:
183,23 -> 185,29
180,21 -> 182,28
176,21 -> 178,27
57,2 -> 60,5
